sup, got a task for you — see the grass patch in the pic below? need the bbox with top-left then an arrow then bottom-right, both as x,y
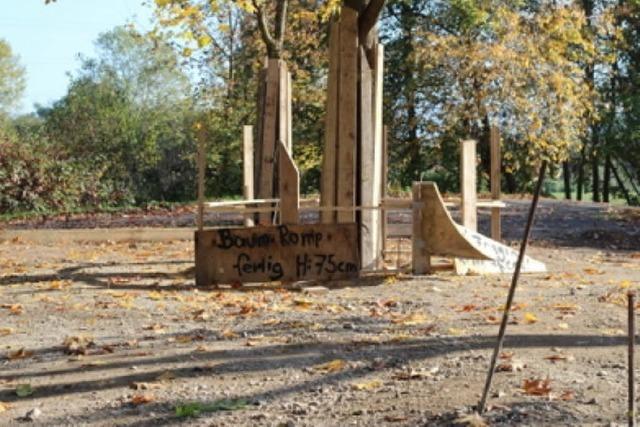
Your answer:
175,398 -> 248,418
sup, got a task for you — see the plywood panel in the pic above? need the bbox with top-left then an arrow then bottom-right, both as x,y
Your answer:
195,223 -> 359,285
320,19 -> 340,224
336,7 -> 358,223
278,140 -> 299,225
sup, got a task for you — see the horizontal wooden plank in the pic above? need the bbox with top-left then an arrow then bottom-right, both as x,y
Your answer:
195,223 -> 360,285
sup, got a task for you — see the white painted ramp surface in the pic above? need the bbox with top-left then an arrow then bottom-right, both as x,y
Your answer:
453,225 -> 546,275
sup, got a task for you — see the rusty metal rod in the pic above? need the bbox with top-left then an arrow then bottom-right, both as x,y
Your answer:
629,291 -> 636,427
478,160 -> 547,414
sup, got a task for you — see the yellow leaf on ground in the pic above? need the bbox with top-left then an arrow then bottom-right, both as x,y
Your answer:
313,359 -> 346,373
0,401 -> 13,413
524,312 -> 538,324
7,348 -> 33,360
351,379 -> 383,391
392,313 -> 429,326
0,327 -> 13,336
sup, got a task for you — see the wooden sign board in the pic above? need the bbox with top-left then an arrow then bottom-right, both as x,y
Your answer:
195,223 -> 359,285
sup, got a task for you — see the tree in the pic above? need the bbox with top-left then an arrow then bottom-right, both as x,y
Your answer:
0,39 -> 26,115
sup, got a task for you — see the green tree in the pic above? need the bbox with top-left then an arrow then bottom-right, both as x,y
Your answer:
0,39 -> 26,115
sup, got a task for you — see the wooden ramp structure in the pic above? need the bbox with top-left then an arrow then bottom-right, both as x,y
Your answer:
413,182 -> 546,275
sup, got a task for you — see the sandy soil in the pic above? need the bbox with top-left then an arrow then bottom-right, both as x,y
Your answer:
1,200 -> 640,426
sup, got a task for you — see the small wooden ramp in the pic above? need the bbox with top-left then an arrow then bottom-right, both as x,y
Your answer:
415,182 -> 546,275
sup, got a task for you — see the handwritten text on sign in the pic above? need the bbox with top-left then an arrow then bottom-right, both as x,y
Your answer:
195,223 -> 359,285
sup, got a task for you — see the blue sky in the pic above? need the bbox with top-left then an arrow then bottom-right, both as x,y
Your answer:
1,0 -> 152,114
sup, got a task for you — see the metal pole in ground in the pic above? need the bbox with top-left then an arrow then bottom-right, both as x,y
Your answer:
478,160 -> 547,414
629,291 -> 636,427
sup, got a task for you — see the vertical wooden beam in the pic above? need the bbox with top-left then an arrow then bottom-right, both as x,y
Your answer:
336,7 -> 358,223
359,46 -> 376,270
373,43 -> 384,267
258,59 -> 280,224
278,140 -> 299,225
460,139 -> 478,231
381,125 -> 388,261
278,61 -> 289,153
320,19 -> 340,224
243,125 -> 255,227
287,72 -> 293,154
412,182 -> 430,274
196,124 -> 206,232
254,67 -> 267,195
490,126 -> 502,240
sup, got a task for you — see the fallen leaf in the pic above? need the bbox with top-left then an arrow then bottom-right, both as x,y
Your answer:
453,413 -> 488,427
351,379 -> 383,390
6,348 -> 33,360
584,267 -> 604,275
131,394 -> 155,405
15,384 -> 33,397
496,360 -> 526,372
544,353 -> 575,363
63,335 -> 95,355
313,359 -> 346,373
0,401 -> 13,413
524,312 -> 538,324
392,313 -> 428,326
0,327 -> 13,336
522,378 -> 552,396
221,329 -> 239,339
558,390 -> 574,401
7,304 -> 23,315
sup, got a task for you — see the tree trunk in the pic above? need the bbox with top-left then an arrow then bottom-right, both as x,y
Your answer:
603,153 -> 611,202
592,151 -> 600,202
577,144 -> 586,201
563,161 -> 572,200
505,171 -> 517,193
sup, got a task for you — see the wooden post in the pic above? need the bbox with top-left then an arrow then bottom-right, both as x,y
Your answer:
412,182 -> 430,274
287,72 -> 293,154
278,62 -> 290,153
460,139 -> 477,231
336,7 -> 358,223
278,140 -> 299,225
381,125 -> 388,261
359,46 -> 376,270
258,60 -> 281,225
321,19 -> 340,224
490,126 -> 502,240
196,124 -> 206,232
243,125 -> 255,227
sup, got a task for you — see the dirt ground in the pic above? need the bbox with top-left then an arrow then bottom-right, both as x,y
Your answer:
1,199 -> 640,426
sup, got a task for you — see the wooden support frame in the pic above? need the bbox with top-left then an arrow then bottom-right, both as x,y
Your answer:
412,182 -> 430,274
278,140 -> 299,224
321,19 -> 340,225
243,125 -> 254,227
490,126 -> 502,241
197,125 -> 206,232
336,6 -> 358,224
460,139 -> 478,231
